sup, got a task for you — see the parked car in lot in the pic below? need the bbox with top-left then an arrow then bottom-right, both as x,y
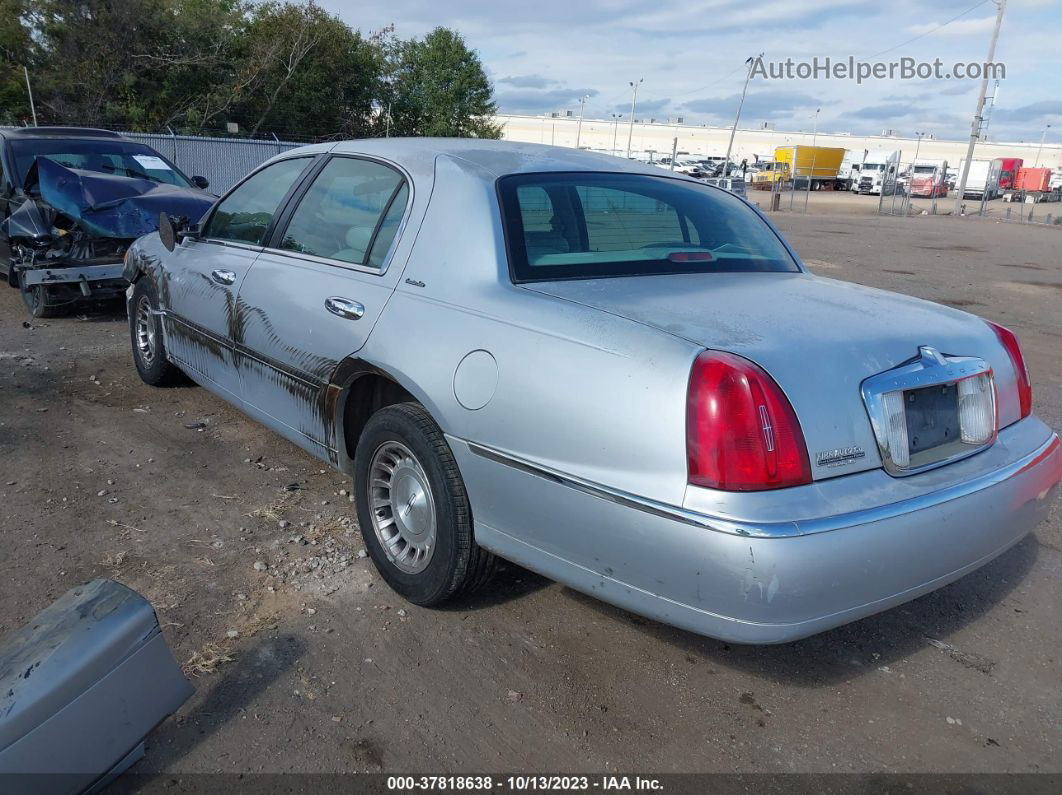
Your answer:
0,126 -> 214,317
124,139 -> 1061,644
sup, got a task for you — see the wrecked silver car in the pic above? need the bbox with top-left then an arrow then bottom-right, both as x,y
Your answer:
0,127 -> 213,317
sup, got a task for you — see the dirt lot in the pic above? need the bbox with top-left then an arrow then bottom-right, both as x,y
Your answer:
1,209 -> 1060,776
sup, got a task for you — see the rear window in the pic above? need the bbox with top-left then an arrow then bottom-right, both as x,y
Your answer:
498,172 -> 799,282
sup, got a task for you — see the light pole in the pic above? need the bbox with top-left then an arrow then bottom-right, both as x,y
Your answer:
724,53 -> 762,177
955,0 -> 1007,215
803,107 -> 821,212
912,131 -> 926,163
907,132 -> 926,214
626,78 -> 643,159
1035,123 -> 1051,167
610,113 -> 622,156
575,95 -> 589,150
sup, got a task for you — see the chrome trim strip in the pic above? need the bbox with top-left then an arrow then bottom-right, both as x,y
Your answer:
198,239 -> 264,254
258,247 -> 386,276
466,433 -> 1060,539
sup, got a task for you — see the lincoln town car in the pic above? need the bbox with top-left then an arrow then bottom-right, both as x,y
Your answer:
122,139 -> 1061,643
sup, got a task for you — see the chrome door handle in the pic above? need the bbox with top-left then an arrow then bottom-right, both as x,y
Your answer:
211,269 -> 236,286
324,296 -> 365,320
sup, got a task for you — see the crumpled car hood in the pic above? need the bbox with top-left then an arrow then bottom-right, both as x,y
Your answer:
29,157 -> 214,240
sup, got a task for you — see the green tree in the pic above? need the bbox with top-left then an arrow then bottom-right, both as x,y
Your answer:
229,1 -> 384,139
1,2 -> 499,140
21,0 -> 247,129
384,27 -> 500,139
0,0 -> 34,124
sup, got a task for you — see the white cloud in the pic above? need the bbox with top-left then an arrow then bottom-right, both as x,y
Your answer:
907,16 -> 996,37
317,0 -> 1062,141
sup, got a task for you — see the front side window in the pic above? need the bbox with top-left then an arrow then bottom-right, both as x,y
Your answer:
499,172 -> 798,282
279,157 -> 405,268
204,157 -> 310,245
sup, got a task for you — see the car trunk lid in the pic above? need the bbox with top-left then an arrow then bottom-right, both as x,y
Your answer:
524,271 -> 1006,480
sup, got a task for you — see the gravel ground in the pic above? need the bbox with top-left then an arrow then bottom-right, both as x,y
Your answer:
0,205 -> 1059,775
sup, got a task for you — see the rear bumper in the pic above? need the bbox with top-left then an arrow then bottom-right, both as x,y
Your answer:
456,418 -> 1061,644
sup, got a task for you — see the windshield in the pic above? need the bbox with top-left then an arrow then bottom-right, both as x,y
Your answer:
498,172 -> 799,282
863,163 -> 885,172
913,165 -> 937,174
10,138 -> 193,188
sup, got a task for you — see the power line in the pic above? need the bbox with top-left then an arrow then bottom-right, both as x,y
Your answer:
862,0 -> 991,60
584,60 -> 747,124
669,62 -> 749,99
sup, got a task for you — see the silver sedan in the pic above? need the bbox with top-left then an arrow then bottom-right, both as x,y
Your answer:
124,139 -> 1062,644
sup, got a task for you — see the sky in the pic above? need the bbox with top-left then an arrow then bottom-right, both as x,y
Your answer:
319,0 -> 1062,144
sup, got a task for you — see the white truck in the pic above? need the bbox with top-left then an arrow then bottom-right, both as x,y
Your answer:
957,158 -> 1002,201
836,151 -> 861,192
855,150 -> 900,195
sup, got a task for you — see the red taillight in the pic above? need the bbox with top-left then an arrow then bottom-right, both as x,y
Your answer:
987,320 -> 1032,419
686,351 -> 812,491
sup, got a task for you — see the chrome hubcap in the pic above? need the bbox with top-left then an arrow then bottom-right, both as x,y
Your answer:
135,296 -> 156,366
368,441 -> 437,574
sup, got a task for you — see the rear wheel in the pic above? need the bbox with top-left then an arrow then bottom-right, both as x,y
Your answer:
20,277 -> 69,318
354,403 -> 496,605
129,278 -> 184,386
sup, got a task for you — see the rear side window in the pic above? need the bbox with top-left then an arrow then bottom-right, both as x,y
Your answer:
279,156 -> 405,268
367,182 -> 409,268
205,157 -> 311,245
499,172 -> 798,282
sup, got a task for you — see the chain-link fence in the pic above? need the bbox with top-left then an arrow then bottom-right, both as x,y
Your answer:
122,132 -> 302,193
878,155 -> 1062,226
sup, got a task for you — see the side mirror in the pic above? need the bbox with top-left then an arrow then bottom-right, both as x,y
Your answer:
191,175 -> 210,190
158,212 -> 177,251
158,213 -> 199,252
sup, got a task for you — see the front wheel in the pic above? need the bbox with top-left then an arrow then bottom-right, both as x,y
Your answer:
354,403 -> 496,605
20,277 -> 69,318
129,278 -> 185,386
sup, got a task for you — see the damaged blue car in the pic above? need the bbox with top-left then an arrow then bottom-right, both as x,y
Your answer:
0,127 -> 214,317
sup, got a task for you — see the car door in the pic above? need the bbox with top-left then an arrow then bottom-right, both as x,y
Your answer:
161,156 -> 314,402
234,155 -> 411,459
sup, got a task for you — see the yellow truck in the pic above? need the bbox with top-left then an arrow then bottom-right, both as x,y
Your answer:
752,145 -> 847,190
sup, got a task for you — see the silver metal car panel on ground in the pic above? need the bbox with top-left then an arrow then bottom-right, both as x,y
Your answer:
0,579 -> 192,791
125,139 -> 1062,643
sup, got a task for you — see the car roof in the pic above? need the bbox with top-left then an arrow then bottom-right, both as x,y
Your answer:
0,126 -> 122,140
282,137 -> 676,182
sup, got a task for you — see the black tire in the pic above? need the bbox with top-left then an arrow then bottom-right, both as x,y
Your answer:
20,276 -> 69,318
354,402 -> 496,606
129,277 -> 184,386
